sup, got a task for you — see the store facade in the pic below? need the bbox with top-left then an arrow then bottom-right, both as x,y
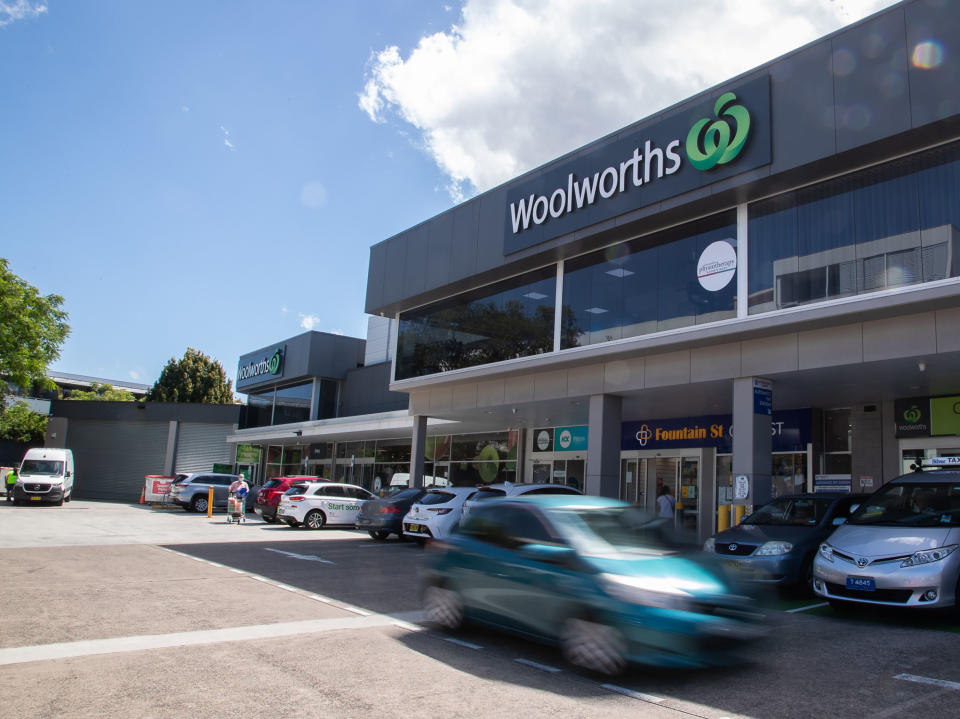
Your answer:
365,0 -> 960,542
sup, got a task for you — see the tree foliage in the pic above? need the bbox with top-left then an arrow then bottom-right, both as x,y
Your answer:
0,258 -> 70,391
0,401 -> 48,444
66,382 -> 136,402
147,348 -> 234,403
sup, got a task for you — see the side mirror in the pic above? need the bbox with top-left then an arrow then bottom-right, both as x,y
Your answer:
831,517 -> 846,526
518,543 -> 576,565
849,504 -> 860,514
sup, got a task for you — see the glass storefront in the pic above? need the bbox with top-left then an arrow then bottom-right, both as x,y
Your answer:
748,141 -> 960,314
395,266 -> 556,380
561,210 -> 737,347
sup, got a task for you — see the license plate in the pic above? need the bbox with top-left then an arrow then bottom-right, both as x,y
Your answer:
407,523 -> 420,532
846,576 -> 875,592
30,496 -> 41,502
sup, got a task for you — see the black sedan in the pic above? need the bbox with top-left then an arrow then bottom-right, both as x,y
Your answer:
704,493 -> 865,593
355,487 -> 427,540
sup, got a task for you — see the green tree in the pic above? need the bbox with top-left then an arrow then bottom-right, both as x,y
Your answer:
147,348 -> 234,403
66,382 -> 136,402
0,258 -> 70,391
0,401 -> 48,444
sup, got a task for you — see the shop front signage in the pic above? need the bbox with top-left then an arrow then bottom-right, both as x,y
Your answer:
504,75 -> 771,255
621,409 -> 810,453
235,443 -> 261,464
894,397 -> 930,437
697,241 -> 737,291
237,345 -> 285,384
931,395 -> 960,436
532,425 -> 588,452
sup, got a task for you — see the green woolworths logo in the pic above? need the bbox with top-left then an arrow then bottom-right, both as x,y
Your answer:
268,349 -> 282,375
686,92 -> 751,171
903,405 -> 922,424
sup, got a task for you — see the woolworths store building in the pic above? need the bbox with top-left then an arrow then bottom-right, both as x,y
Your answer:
363,0 -> 960,543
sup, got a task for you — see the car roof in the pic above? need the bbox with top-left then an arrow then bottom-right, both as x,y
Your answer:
297,481 -> 366,490
506,495 -> 629,510
890,469 -> 960,484
421,486 -> 476,494
773,493 -> 867,500
473,482 -> 580,494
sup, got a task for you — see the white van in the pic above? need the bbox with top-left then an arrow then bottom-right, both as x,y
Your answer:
14,448 -> 75,506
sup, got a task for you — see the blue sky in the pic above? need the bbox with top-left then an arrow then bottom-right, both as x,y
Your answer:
0,0 -> 897,392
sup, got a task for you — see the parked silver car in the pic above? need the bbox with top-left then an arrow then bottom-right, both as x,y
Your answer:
813,459 -> 960,611
168,473 -> 242,513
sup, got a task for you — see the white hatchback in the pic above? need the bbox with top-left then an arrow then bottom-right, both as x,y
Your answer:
459,482 -> 583,525
402,486 -> 476,542
277,482 -> 374,530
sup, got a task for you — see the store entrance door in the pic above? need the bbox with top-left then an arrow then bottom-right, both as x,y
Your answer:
531,458 -> 585,490
621,451 -> 700,534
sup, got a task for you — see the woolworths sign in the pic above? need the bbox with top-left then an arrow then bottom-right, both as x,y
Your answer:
238,346 -> 285,383
504,76 -> 770,255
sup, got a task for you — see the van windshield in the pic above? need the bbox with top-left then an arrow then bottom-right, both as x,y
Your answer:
847,481 -> 960,527
21,460 -> 64,476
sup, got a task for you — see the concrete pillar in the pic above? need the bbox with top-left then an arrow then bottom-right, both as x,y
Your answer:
586,394 -> 621,498
309,378 -> 321,421
732,377 -> 772,509
164,421 -> 179,476
699,446 -> 717,544
410,415 -> 427,489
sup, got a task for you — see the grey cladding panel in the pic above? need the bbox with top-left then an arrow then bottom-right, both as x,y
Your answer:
833,8 -> 911,153
769,40 -> 837,172
383,239 -> 407,306
68,420 -> 169,501
905,1 -> 960,126
426,212 -> 454,295
450,202 -> 479,281
402,224 -> 429,297
365,244 -> 387,314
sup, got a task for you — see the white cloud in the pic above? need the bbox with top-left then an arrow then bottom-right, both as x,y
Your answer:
181,105 -> 190,113
281,305 -> 289,314
360,0 -> 899,200
331,328 -> 344,336
129,369 -> 141,381
299,313 -> 321,330
219,124 -> 235,151
300,181 -> 328,209
0,1 -> 47,28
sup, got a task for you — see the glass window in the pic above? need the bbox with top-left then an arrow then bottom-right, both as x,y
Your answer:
561,211 -> 737,348
315,485 -> 344,497
244,390 -> 274,429
375,438 -> 411,463
749,141 -> 960,314
273,383 -> 312,425
395,266 -> 556,380
419,491 -> 456,505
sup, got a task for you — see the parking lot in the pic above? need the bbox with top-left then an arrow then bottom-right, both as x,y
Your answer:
1,500 -> 959,718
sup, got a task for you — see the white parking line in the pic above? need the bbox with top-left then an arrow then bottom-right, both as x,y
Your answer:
785,602 -> 829,613
443,637 -> 483,650
895,673 -> 960,691
514,658 -> 561,673
601,684 -> 666,704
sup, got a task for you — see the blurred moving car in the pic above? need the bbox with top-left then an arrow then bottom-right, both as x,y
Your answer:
402,486 -> 476,542
423,495 -> 766,675
277,482 -> 375,530
255,476 -> 326,523
459,482 -> 582,525
814,458 -> 960,611
704,493 -> 865,592
355,487 -> 427,540
168,473 -> 241,513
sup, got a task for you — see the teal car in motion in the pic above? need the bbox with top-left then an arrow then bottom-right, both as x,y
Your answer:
423,495 -> 766,675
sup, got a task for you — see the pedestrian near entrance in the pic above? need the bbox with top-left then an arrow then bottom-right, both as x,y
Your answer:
656,485 -> 676,518
5,467 -> 16,502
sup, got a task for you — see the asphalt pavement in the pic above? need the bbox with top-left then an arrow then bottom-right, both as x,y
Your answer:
0,500 -> 958,719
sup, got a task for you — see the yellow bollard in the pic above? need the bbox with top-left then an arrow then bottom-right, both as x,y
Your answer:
717,504 -> 730,532
734,504 -> 746,525
207,486 -> 214,518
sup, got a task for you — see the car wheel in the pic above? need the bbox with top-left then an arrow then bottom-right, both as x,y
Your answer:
560,617 -> 626,676
64,493 -> 71,503
303,510 -> 326,530
284,520 -> 298,528
191,496 -> 208,514
56,495 -> 64,506
262,514 -> 277,524
423,585 -> 464,630
368,529 -> 390,541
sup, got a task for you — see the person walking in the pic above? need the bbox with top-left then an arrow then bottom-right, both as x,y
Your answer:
656,484 -> 676,519
5,467 -> 17,502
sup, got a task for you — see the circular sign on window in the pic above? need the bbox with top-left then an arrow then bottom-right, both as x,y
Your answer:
696,240 -> 737,291
558,429 -> 572,449
536,430 -> 552,451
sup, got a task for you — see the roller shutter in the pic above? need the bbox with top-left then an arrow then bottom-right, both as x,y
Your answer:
67,420 -> 169,501
174,423 -> 234,474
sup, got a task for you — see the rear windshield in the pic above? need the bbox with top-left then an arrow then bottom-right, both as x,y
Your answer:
742,497 -> 833,526
389,488 -> 423,500
20,460 -> 64,476
419,491 -> 456,506
263,480 -> 282,490
283,484 -> 309,496
848,481 -> 960,527
472,489 -> 506,502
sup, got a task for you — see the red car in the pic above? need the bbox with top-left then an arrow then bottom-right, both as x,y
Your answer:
255,476 -> 328,523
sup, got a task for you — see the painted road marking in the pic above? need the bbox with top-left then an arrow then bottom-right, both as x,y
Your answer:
601,684 -> 666,704
443,637 -> 483,650
895,673 -> 960,691
785,602 -> 829,613
514,658 -> 561,673
264,547 -> 334,564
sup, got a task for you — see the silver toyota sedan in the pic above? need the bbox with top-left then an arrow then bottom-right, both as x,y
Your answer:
813,459 -> 960,612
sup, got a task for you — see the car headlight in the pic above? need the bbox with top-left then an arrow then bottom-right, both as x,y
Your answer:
703,538 -> 716,553
754,541 -> 793,556
599,573 -> 693,610
818,543 -> 834,563
899,544 -> 958,568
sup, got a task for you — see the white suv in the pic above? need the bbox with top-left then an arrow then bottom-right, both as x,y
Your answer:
277,482 -> 374,530
459,482 -> 582,524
